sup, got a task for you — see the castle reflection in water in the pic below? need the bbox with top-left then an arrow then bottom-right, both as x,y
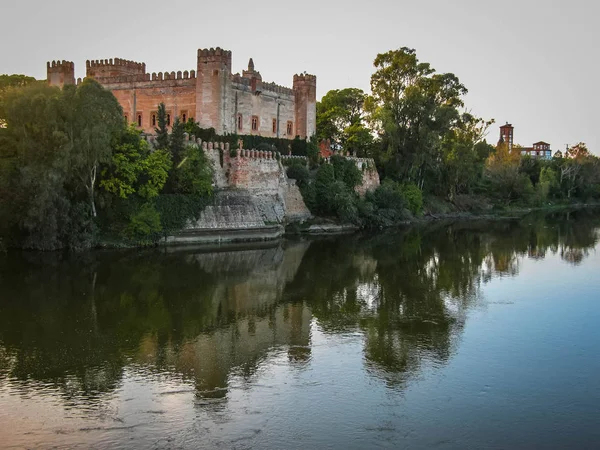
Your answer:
0,208 -> 599,403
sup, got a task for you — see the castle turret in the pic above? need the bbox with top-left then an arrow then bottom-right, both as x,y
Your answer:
196,47 -> 232,135
47,60 -> 75,88
293,73 -> 317,139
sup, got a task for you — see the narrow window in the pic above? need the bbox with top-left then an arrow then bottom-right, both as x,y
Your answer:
167,114 -> 171,126
237,114 -> 243,130
252,115 -> 258,131
152,114 -> 156,127
124,115 -> 128,123
287,121 -> 293,136
137,114 -> 142,127
272,118 -> 277,134
182,113 -> 186,123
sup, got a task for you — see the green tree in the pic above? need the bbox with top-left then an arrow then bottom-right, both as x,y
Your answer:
126,202 -> 162,242
0,83 -> 95,250
66,79 -> 124,217
485,143 -> 533,204
169,117 -> 185,163
537,166 -> 559,201
316,88 -> 372,156
440,114 -> 494,201
331,154 -> 362,190
169,143 -> 213,197
100,125 -> 172,200
155,103 -> 169,149
365,47 -> 467,190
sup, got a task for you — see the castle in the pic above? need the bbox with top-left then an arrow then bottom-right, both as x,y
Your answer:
46,48 -> 316,139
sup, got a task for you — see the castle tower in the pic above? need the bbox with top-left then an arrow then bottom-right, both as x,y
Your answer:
499,122 -> 514,150
196,47 -> 232,135
86,58 -> 146,80
293,74 -> 317,139
47,60 -> 75,88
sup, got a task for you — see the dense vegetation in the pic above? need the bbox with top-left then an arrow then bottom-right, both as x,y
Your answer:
314,47 -> 600,223
0,80 -> 213,250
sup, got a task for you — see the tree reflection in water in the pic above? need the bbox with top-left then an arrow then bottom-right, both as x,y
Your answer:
0,208 -> 599,404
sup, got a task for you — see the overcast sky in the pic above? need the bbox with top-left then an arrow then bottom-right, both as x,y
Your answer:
1,0 -> 597,152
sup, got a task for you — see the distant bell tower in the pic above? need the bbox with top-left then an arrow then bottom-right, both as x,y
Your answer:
47,60 -> 75,88
499,122 -> 514,150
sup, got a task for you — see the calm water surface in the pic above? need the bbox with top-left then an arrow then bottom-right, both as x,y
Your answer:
1,210 -> 600,449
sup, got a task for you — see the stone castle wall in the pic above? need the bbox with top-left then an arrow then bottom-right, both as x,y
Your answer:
227,81 -> 296,138
198,141 -> 312,230
47,48 -> 316,139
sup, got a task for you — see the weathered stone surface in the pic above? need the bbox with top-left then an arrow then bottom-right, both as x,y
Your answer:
283,180 -> 312,222
192,191 -> 267,229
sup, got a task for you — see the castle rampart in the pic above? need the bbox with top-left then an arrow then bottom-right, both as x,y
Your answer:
46,47 -> 316,139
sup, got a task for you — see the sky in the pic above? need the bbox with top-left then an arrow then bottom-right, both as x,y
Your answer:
1,0 -> 598,152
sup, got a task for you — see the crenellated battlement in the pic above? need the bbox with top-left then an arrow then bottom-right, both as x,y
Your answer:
197,47 -> 232,65
93,70 -> 197,86
261,81 -> 294,96
86,58 -> 145,72
86,57 -> 146,80
281,155 -> 308,164
293,73 -> 317,86
47,60 -> 74,71
231,73 -> 250,86
231,73 -> 294,96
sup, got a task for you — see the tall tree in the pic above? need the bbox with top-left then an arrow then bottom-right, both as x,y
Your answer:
100,125 -> 172,200
440,114 -> 494,201
365,47 -> 467,190
169,117 -> 185,164
67,79 -> 124,217
155,103 -> 169,149
316,88 -> 372,155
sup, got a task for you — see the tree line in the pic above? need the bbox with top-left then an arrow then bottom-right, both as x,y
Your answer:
312,47 -> 599,220
2,47 -> 599,249
0,79 -> 213,250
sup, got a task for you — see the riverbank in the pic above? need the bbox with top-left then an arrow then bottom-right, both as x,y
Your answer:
285,201 -> 600,236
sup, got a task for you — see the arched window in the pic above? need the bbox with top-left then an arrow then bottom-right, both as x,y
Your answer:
287,121 -> 293,136
137,114 -> 142,127
251,116 -> 259,131
167,114 -> 171,126
237,114 -> 243,131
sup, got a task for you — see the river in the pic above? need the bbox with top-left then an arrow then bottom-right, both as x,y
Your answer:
1,209 -> 599,449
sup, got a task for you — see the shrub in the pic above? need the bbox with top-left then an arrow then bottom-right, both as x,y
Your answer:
329,180 -> 359,223
400,183 -> 423,215
369,180 -> 406,211
331,155 -> 362,190
126,203 -> 162,243
286,164 -> 310,186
